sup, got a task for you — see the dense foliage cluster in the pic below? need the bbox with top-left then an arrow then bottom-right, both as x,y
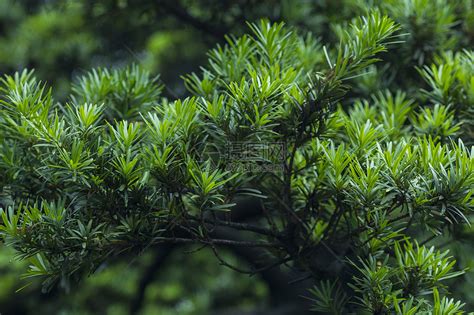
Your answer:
0,1 -> 474,314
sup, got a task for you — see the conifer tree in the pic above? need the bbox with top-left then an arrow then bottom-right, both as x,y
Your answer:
1,7 -> 473,314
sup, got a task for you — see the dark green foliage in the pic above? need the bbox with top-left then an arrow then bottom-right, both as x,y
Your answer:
71,65 -> 163,121
0,1 -> 474,315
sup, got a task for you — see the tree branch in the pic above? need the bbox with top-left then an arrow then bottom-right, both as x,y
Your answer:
149,236 -> 280,248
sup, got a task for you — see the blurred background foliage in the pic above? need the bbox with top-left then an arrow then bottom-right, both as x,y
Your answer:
0,0 -> 473,314
0,244 -> 268,315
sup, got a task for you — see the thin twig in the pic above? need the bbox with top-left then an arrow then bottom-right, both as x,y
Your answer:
150,236 -> 279,247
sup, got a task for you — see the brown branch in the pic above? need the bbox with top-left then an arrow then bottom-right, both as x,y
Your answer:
209,240 -> 292,275
186,215 -> 279,238
150,236 -> 280,248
